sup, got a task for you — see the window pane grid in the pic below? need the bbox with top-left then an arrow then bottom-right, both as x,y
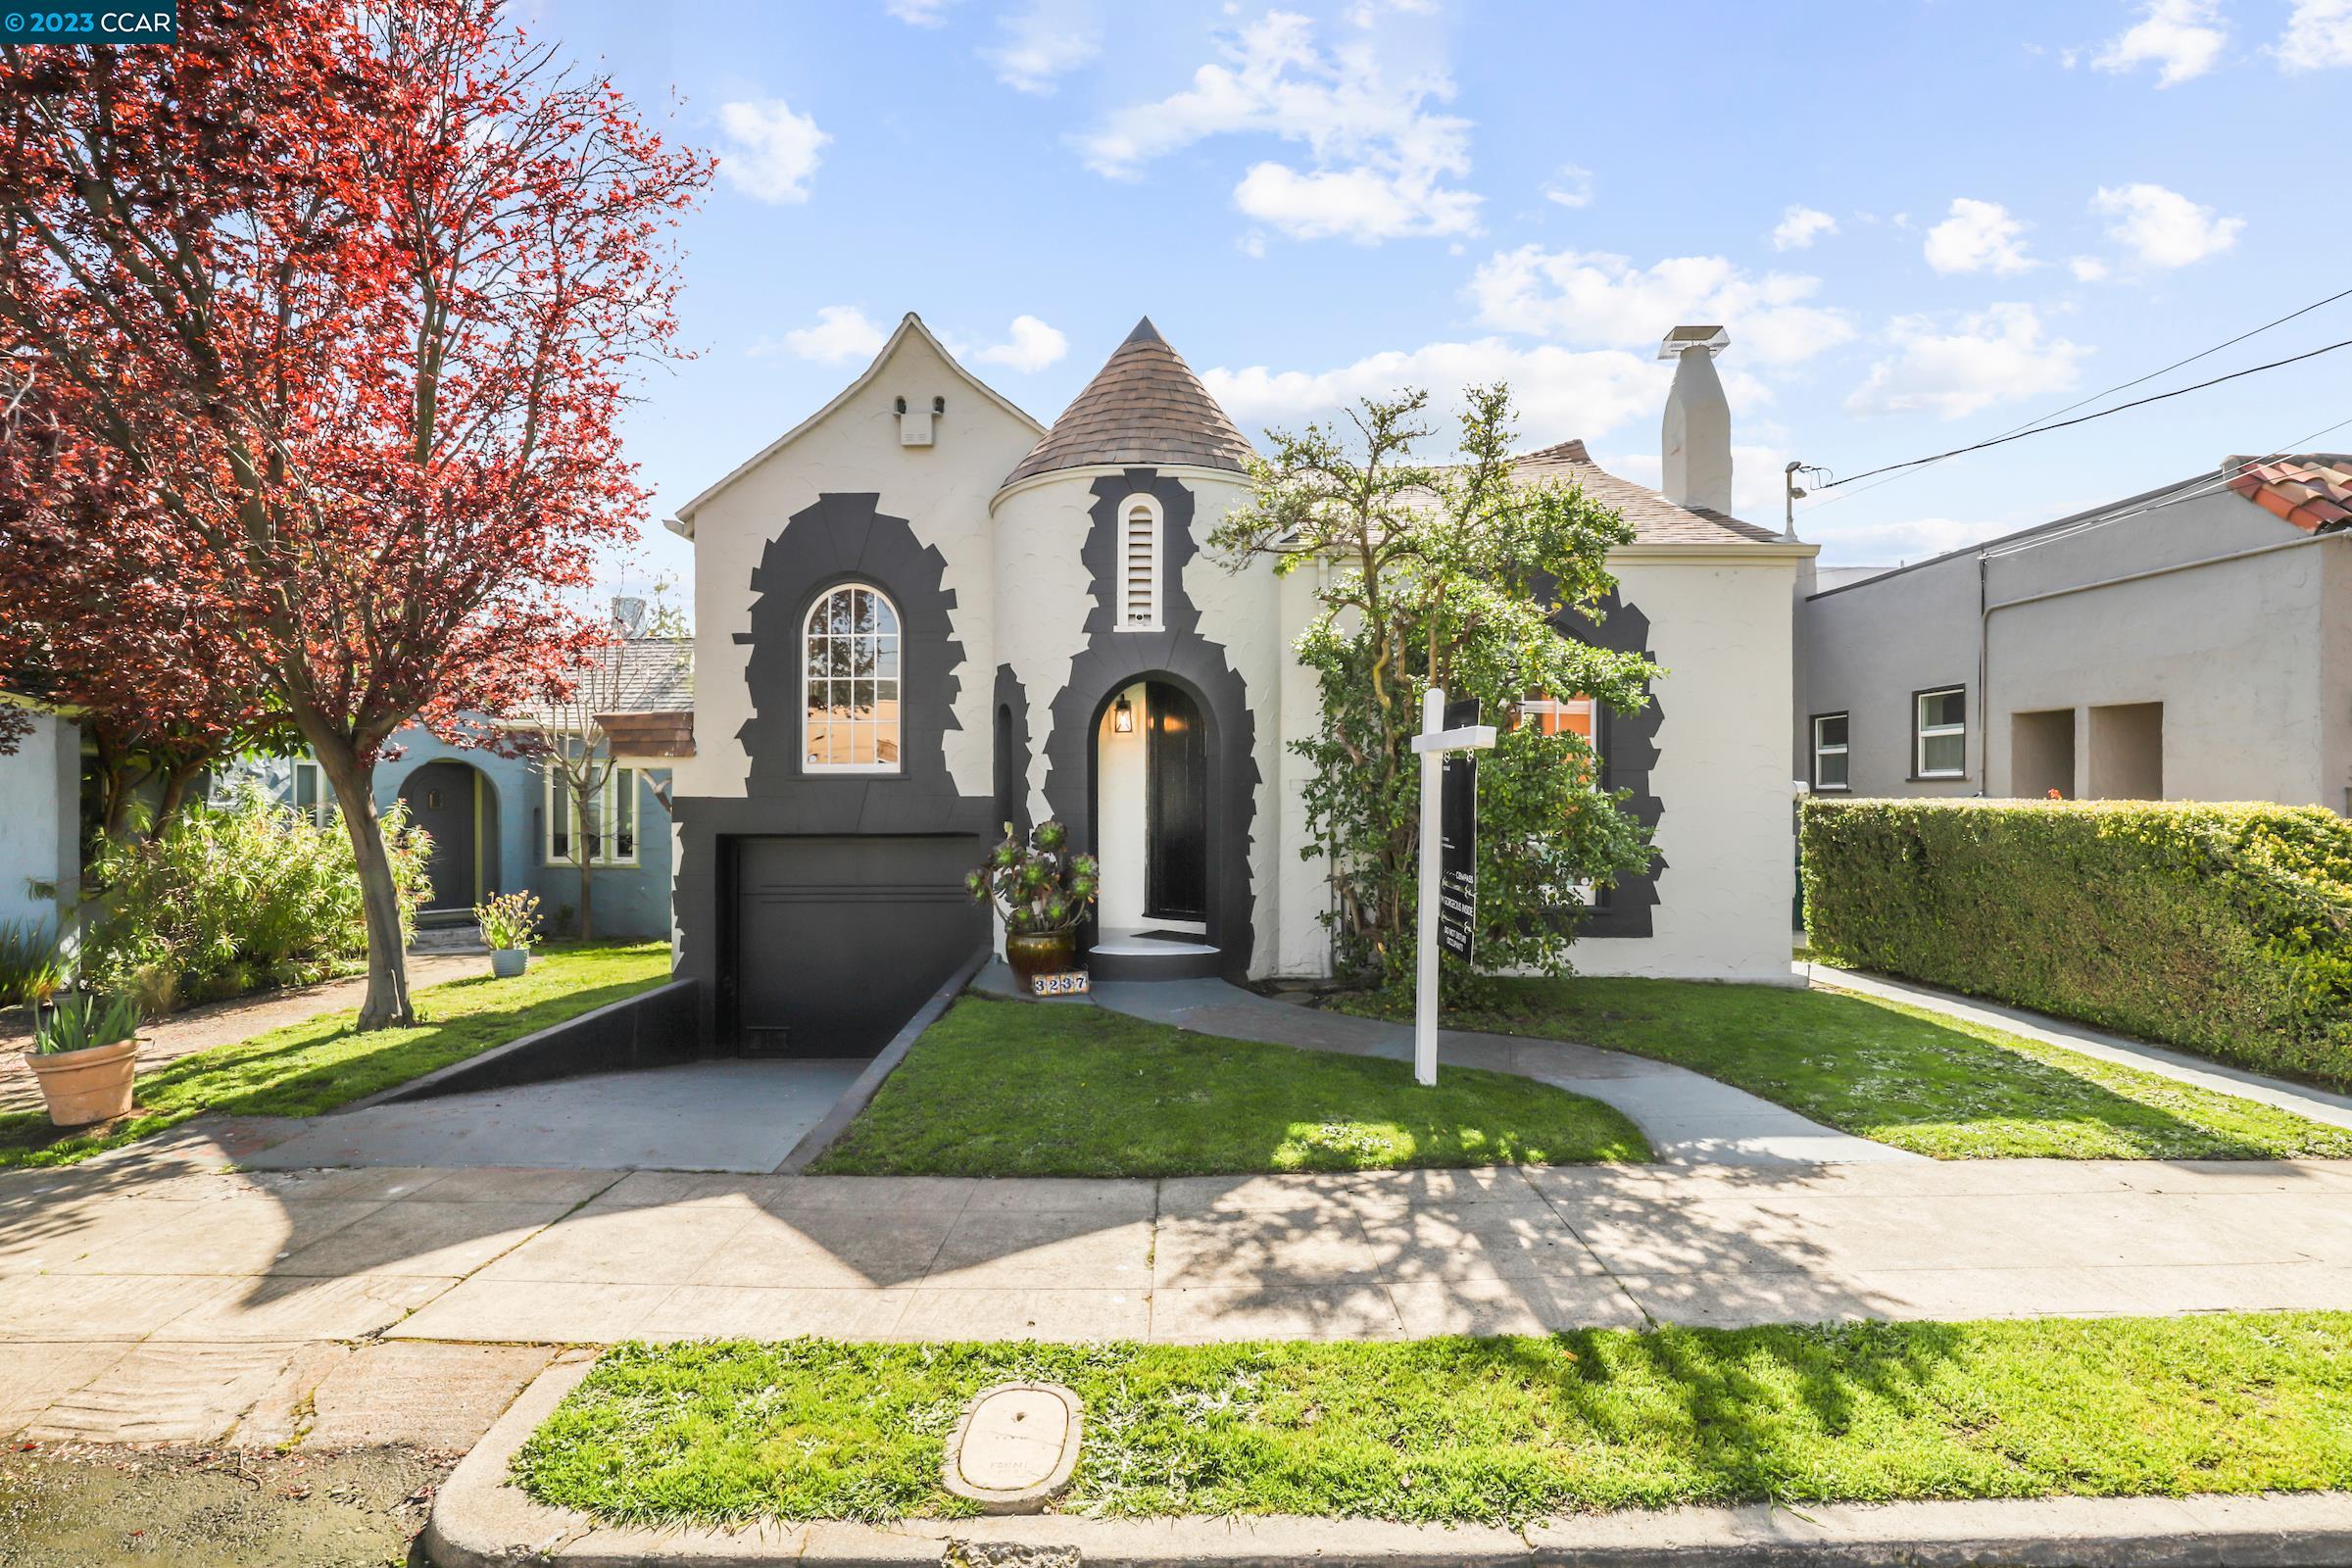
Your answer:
804,585 -> 904,771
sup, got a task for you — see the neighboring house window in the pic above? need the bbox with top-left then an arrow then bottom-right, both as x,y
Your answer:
291,759 -> 332,827
1812,713 -> 1849,791
1915,687 -> 1966,779
1116,495 -> 1162,630
546,760 -> 640,866
803,583 -> 902,771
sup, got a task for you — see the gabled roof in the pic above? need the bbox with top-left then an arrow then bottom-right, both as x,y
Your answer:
2227,454 -> 2352,533
1002,318 -> 1255,489
666,314 -> 1044,537
1510,439 -> 1784,547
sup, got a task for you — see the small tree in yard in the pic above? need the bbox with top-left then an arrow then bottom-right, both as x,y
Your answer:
0,2 -> 710,1026
1210,385 -> 1659,1002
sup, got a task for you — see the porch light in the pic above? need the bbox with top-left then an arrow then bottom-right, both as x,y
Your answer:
1112,694 -> 1135,734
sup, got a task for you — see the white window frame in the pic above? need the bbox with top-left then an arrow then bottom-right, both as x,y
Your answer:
1914,687 -> 1966,780
801,582 -> 903,774
1115,493 -> 1163,632
1811,712 -> 1850,792
290,758 -> 333,828
544,753 -> 640,867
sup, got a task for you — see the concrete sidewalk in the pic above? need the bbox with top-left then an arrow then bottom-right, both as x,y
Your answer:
1810,963 -> 2352,1133
1076,972 -> 1919,1167
6,1138 -> 2352,1446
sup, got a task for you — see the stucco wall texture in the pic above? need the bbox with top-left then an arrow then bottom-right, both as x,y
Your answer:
1801,483 -> 2352,810
0,712 -> 79,934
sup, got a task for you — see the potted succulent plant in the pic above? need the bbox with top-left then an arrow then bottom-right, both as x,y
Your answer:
474,891 -> 543,978
25,993 -> 143,1128
966,820 -> 1099,987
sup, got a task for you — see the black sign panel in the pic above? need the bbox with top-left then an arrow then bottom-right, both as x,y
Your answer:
1439,697 -> 1478,962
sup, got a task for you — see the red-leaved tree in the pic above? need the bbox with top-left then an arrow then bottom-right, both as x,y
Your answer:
0,1 -> 708,1026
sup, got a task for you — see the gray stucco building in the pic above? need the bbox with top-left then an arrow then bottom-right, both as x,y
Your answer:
1797,455 -> 2352,809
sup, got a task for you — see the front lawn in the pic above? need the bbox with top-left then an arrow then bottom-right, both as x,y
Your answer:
1335,979 -> 2352,1160
808,996 -> 1647,1176
0,941 -> 672,1169
514,1313 -> 2352,1528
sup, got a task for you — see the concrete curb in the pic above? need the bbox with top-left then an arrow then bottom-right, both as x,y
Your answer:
426,1362 -> 2352,1567
774,950 -> 985,1174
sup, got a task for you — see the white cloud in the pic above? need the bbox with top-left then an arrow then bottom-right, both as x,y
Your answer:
1772,206 -> 1838,251
2091,181 -> 2244,266
2095,0 -> 2228,84
1203,339 -> 1675,448
1808,515 -> 2007,564
887,0 -> 958,24
1077,11 -> 1480,243
1923,198 -> 2034,275
2276,0 -> 2352,69
1846,304 -> 2089,419
781,305 -> 886,365
1467,246 -> 1855,367
1233,161 -> 1480,243
1543,165 -> 1593,209
972,315 -> 1069,372
716,98 -> 830,204
987,3 -> 1101,93
2069,255 -> 2113,281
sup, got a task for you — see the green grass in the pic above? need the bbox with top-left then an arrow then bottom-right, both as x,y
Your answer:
1333,978 -> 2352,1160
808,996 -> 1646,1176
0,941 -> 672,1169
514,1315 -> 2352,1529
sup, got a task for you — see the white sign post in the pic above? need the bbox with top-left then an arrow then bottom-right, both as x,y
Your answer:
1408,687 -> 1495,1087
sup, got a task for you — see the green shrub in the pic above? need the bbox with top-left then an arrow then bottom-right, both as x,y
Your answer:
81,782 -> 431,1010
0,917 -> 68,1007
1801,798 -> 2352,1088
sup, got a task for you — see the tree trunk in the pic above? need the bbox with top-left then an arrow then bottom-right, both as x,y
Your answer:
310,733 -> 414,1029
571,773 -> 596,941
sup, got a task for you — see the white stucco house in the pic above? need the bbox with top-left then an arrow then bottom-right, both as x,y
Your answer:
663,315 -> 1814,1055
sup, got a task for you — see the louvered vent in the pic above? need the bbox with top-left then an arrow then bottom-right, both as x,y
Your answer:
1122,502 -> 1159,627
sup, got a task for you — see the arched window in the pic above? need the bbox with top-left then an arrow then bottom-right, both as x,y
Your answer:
1116,494 -> 1162,630
803,583 -> 902,772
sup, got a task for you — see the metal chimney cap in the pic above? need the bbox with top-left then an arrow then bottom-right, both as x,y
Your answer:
1657,324 -> 1730,361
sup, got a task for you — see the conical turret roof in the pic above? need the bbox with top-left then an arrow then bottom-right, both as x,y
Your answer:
1002,318 -> 1254,488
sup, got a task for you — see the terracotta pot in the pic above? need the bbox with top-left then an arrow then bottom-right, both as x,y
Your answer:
490,949 -> 529,979
1004,929 -> 1078,988
25,1037 -> 139,1128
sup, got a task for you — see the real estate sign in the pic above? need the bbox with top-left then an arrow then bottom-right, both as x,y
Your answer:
1439,697 -> 1479,963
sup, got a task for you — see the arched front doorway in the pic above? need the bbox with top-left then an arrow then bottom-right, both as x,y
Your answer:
396,760 -> 499,921
1090,678 -> 1218,978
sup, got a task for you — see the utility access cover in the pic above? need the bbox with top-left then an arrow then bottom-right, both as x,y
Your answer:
941,1382 -> 1084,1513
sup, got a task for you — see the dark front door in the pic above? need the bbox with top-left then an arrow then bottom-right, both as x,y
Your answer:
730,834 -> 986,1057
399,760 -> 477,915
1144,680 -> 1207,922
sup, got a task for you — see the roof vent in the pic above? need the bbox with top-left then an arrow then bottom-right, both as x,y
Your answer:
898,393 -> 935,448
1656,324 -> 1729,362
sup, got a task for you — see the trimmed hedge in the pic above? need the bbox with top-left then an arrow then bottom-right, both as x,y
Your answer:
1801,798 -> 2352,1089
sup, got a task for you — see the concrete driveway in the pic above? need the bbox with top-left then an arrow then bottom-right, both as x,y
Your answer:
238,1058 -> 869,1173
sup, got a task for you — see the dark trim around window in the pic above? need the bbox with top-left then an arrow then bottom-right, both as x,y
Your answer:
1909,684 -> 1968,782
1808,710 -> 1851,793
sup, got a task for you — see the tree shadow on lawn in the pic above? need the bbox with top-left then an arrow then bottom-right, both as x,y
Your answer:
0,977 -> 660,1169
1412,979 -> 2352,1161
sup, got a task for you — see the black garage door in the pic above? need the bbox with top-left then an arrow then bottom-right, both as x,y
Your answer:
730,834 -> 986,1057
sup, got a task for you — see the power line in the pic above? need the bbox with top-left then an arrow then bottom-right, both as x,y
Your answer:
1801,283 -> 2352,512
1815,336 -> 2352,491
1978,413 -> 2352,559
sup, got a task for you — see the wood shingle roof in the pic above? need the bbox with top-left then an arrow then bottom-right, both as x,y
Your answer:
1003,318 -> 1255,488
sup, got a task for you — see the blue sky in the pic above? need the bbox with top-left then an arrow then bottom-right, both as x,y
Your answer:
546,0 -> 2351,587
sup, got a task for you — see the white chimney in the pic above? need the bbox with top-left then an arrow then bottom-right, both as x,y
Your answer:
1659,324 -> 1732,515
